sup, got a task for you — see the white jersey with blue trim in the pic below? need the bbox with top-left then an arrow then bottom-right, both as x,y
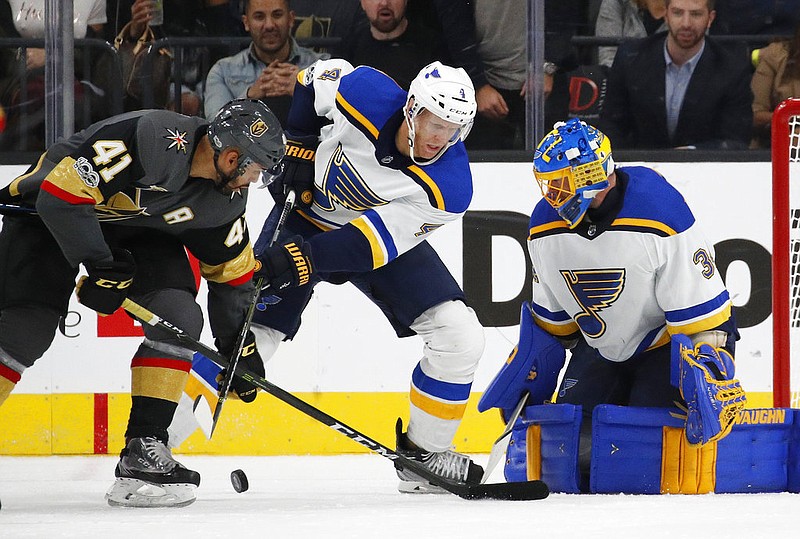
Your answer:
296,59 -> 472,269
527,166 -> 732,362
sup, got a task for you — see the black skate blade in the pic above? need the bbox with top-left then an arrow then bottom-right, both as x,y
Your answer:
451,479 -> 550,501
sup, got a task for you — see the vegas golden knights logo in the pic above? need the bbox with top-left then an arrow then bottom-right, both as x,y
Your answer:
250,119 -> 268,138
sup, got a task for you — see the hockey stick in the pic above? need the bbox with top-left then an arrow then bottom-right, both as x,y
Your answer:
210,190 -> 296,436
0,203 -> 37,216
121,298 -> 549,501
480,392 -> 528,484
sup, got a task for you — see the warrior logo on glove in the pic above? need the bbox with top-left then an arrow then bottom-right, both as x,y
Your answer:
254,235 -> 314,290
269,136 -> 318,209
284,241 -> 311,286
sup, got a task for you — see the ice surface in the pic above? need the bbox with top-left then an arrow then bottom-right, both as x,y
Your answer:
0,454 -> 797,538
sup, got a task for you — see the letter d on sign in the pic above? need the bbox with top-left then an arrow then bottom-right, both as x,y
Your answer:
462,211 -> 532,327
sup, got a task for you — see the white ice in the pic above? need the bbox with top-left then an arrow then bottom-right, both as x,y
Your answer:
0,454 -> 797,538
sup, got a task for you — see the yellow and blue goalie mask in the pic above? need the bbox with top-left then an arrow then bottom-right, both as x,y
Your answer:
533,118 -> 614,229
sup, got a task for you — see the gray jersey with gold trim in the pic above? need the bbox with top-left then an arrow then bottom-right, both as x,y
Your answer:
10,109 -> 251,269
5,109 -> 257,341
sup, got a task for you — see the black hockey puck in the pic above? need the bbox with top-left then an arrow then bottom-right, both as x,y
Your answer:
231,469 -> 249,493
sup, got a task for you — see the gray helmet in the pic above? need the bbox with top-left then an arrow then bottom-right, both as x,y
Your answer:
208,98 -> 286,182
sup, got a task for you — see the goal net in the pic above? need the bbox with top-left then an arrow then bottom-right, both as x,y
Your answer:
772,97 -> 800,408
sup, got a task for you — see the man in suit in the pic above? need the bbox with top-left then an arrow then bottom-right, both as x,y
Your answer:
598,0 -> 752,150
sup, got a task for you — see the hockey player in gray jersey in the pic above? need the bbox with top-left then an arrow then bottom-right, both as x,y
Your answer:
0,99 -> 292,507
239,59 -> 485,493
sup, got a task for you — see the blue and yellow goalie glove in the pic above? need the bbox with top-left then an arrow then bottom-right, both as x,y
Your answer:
478,302 -> 566,418
671,333 -> 746,446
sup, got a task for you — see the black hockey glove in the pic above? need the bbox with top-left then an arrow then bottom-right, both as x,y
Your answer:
268,135 -> 318,209
76,249 -> 136,315
216,331 -> 264,403
254,236 -> 314,291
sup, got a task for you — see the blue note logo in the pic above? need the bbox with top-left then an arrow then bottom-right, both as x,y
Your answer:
316,143 -> 389,212
560,269 -> 625,338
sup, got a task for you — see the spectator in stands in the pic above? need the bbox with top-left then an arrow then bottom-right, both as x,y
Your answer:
291,0 -> 361,56
339,0 -> 444,89
203,0 -> 328,123
712,0 -> 800,37
599,0 -> 753,150
465,0 -> 527,150
405,0 -> 515,151
107,0 -> 240,116
750,22 -> 800,148
595,0 -> 667,67
544,0 -> 598,73
0,0 -> 107,150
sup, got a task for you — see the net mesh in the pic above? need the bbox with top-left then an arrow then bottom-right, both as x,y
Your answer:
789,114 -> 800,407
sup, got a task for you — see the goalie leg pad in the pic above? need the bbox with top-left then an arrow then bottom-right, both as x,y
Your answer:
589,405 -> 800,494
590,405 -> 688,494
716,408 -> 800,493
478,302 -> 566,414
671,334 -> 747,446
505,403 -> 582,493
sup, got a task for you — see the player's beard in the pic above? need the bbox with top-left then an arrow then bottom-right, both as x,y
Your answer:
213,157 -> 242,197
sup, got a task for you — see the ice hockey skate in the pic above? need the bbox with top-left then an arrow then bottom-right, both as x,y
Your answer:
394,419 -> 483,494
105,436 -> 201,508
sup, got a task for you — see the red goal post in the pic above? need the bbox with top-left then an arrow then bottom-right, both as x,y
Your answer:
771,97 -> 800,408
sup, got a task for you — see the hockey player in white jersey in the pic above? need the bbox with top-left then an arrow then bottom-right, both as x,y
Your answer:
239,58 -> 485,493
478,118 -> 746,491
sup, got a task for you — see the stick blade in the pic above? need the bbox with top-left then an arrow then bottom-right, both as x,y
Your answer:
209,397 -> 225,438
459,480 -> 550,501
192,395 -> 214,439
481,431 -> 513,484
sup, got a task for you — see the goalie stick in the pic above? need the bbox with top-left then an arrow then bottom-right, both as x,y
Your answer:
121,298 -> 550,501
210,190 -> 296,436
480,392 -> 528,484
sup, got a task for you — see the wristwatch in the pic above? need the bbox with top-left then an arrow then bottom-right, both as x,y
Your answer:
543,62 -> 558,75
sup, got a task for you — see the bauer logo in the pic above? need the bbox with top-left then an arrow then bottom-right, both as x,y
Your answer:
249,118 -> 268,138
73,156 -> 100,188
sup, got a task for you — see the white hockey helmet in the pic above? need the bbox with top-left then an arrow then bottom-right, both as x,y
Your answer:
403,61 -> 477,165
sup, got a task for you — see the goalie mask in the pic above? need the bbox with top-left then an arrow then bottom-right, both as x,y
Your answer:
208,98 -> 287,187
404,61 -> 476,165
533,118 -> 614,229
